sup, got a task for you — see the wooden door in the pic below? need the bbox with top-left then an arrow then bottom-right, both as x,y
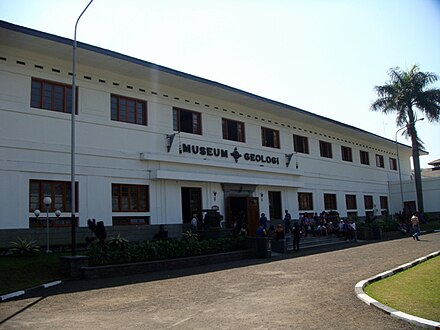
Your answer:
246,197 -> 259,236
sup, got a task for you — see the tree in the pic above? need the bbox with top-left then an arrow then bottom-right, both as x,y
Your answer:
371,65 -> 440,213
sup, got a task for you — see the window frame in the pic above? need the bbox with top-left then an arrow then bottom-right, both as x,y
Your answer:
31,78 -> 77,114
375,154 -> 384,168
222,118 -> 245,142
324,193 -> 337,210
111,94 -> 147,126
261,127 -> 280,149
319,140 -> 333,158
345,194 -> 357,210
112,183 -> 150,212
389,157 -> 397,171
173,107 -> 202,135
341,146 -> 353,162
29,179 -> 78,213
360,150 -> 370,165
298,192 -> 314,211
364,195 -> 374,210
293,134 -> 309,154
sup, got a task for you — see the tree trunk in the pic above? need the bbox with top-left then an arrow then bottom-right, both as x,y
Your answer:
410,126 -> 424,214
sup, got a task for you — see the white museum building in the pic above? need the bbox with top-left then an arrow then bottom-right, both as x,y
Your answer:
0,21 -> 434,246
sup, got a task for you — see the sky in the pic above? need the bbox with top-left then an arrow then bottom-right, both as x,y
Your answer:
1,0 -> 439,168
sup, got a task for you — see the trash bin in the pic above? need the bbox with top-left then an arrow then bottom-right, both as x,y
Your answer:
256,237 -> 271,258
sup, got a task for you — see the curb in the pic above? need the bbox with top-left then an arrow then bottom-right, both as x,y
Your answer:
0,280 -> 63,302
355,250 -> 440,329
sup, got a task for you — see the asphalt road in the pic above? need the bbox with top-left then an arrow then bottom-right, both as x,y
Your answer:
1,233 -> 439,329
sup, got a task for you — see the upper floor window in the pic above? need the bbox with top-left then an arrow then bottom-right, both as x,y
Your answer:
31,78 -> 76,114
222,118 -> 245,142
319,141 -> 333,158
111,94 -> 147,126
375,154 -> 384,168
360,150 -> 370,165
298,192 -> 313,211
29,179 -> 78,212
261,127 -> 280,148
293,134 -> 309,154
112,183 -> 149,212
341,146 -> 353,162
389,157 -> 397,171
324,193 -> 337,210
173,107 -> 202,135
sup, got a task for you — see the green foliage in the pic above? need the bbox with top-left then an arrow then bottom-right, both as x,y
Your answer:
86,234 -> 244,266
9,237 -> 41,256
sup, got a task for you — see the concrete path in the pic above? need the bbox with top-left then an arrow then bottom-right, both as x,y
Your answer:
1,233 -> 439,329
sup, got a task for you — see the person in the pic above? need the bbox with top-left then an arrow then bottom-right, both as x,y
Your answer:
292,222 -> 301,251
190,214 -> 198,231
411,212 -> 421,241
284,209 -> 293,234
274,224 -> 285,240
256,224 -> 267,237
267,225 -> 275,238
260,212 -> 268,230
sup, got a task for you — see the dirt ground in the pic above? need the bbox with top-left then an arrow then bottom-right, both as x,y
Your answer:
1,233 -> 439,329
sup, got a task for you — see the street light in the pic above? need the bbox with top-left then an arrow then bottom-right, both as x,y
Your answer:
71,0 -> 94,256
394,118 -> 424,213
34,197 -> 61,253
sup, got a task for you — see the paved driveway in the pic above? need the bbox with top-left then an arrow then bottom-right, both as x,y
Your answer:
1,233 -> 439,329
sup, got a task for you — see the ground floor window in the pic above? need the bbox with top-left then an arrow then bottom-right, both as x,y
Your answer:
324,193 -> 337,210
112,183 -> 149,212
380,196 -> 388,213
181,187 -> 202,224
29,179 -> 78,212
268,191 -> 282,219
298,192 -> 313,211
345,194 -> 357,210
364,195 -> 373,210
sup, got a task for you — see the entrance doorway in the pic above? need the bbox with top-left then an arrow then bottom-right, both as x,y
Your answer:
181,187 -> 202,224
227,196 -> 259,236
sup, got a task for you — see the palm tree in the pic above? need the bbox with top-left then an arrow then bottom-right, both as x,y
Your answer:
371,64 -> 440,214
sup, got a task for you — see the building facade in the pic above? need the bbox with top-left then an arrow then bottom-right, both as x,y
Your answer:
0,21 -> 416,246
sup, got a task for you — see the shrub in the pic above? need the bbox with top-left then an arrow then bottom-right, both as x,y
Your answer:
9,237 -> 41,256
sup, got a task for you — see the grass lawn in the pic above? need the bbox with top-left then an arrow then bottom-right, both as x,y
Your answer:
365,255 -> 440,322
0,252 -> 68,295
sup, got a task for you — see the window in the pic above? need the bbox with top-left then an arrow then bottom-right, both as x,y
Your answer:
261,127 -> 280,148
29,179 -> 78,213
222,118 -> 245,142
173,107 -> 202,134
375,154 -> 384,168
293,134 -> 309,154
324,193 -> 337,210
364,195 -> 373,209
319,141 -> 333,158
345,194 -> 357,210
380,196 -> 388,211
389,158 -> 397,171
268,191 -> 282,219
298,192 -> 313,211
31,78 -> 76,113
111,94 -> 147,126
360,150 -> 369,165
112,184 -> 149,212
341,146 -> 353,162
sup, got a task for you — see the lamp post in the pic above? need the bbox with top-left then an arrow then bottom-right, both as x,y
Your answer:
33,197 -> 61,253
394,118 -> 424,213
71,0 -> 94,256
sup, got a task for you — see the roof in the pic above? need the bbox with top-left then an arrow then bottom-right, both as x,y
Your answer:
0,20 -> 414,151
428,159 -> 440,167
